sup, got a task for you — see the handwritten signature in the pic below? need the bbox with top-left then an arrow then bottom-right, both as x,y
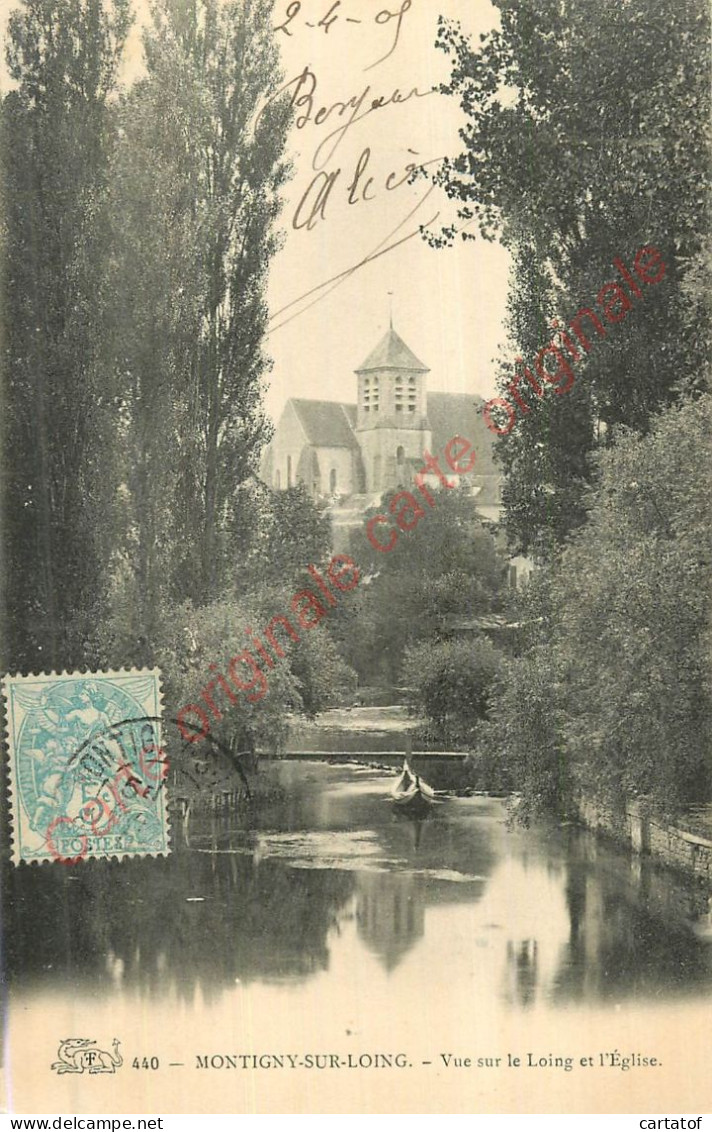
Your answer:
293,145 -> 442,230
275,0 -> 413,71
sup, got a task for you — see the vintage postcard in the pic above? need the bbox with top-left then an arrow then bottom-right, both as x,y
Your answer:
1,0 -> 710,1118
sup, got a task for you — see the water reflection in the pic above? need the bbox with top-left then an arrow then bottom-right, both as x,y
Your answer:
4,762 -> 712,1014
356,873 -> 424,970
3,846 -> 356,997
504,940 -> 539,1009
551,833 -> 712,1003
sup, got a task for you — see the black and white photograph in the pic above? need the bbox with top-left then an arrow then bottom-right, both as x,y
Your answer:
0,0 -> 710,1117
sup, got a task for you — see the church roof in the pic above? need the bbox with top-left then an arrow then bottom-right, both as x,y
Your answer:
427,392 -> 498,475
285,392 -> 498,473
356,327 -> 429,374
291,399 -> 359,449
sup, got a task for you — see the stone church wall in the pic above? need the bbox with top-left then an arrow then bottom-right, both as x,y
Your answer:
356,425 -> 432,493
311,446 -> 361,497
268,401 -> 307,490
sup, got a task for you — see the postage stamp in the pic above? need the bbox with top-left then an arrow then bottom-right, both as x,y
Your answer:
2,669 -> 169,865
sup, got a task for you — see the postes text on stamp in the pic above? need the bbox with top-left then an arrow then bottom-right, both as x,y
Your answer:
3,669 -> 169,865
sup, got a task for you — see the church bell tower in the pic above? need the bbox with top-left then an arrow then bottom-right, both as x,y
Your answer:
355,324 -> 432,494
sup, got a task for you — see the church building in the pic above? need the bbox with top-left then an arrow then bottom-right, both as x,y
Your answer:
261,324 -> 506,548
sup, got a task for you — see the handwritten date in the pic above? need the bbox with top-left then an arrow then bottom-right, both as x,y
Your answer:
275,0 -> 413,71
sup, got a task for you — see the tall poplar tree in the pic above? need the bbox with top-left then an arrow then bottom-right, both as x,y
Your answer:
109,0 -> 291,650
1,0 -> 131,670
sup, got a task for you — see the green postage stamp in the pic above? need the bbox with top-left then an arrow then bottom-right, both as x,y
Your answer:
3,669 -> 169,865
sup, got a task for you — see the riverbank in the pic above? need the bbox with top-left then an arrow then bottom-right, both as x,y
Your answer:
578,795 -> 712,885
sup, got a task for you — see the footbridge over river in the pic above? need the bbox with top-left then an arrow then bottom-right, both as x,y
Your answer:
281,705 -> 470,790
278,751 -> 468,792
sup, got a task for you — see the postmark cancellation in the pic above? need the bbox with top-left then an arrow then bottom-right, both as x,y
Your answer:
2,669 -> 169,865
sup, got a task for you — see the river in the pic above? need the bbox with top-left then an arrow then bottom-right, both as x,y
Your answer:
5,760 -> 712,1112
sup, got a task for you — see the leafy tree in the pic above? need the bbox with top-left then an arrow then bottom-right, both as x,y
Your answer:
485,394 -> 712,818
89,476 -> 355,753
152,591 -> 357,759
345,488 -> 505,684
404,637 -> 502,746
149,0 -> 291,603
433,0 -> 711,556
1,0 -> 131,669
241,483 -> 332,592
1,0 -> 344,778
479,639 -> 573,820
287,618 -> 358,717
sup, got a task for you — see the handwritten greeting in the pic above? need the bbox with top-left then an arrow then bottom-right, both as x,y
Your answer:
258,55 -> 439,232
265,65 -> 434,172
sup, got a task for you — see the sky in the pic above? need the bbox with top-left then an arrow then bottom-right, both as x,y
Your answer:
0,0 -> 511,424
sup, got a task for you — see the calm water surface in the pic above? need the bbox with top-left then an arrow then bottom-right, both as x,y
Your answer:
6,761 -> 712,1016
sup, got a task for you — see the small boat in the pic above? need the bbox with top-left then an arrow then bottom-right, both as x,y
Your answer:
392,758 -> 416,795
390,760 -> 438,817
